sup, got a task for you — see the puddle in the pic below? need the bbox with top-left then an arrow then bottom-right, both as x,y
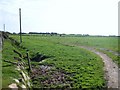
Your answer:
99,48 -> 120,56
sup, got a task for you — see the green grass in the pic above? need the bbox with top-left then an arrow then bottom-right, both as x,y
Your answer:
0,40 -> 2,89
2,39 -> 27,88
11,35 -> 119,51
11,35 -> 119,66
2,34 -> 119,89
2,39 -> 18,88
10,35 -> 106,88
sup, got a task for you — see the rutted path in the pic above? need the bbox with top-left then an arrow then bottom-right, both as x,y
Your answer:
79,46 -> 118,88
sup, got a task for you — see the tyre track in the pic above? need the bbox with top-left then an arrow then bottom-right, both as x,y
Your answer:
79,46 -> 118,88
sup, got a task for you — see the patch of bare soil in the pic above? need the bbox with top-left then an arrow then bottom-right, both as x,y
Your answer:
30,65 -> 72,88
80,46 -> 118,88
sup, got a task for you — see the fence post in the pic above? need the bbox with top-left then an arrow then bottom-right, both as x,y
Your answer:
26,51 -> 32,72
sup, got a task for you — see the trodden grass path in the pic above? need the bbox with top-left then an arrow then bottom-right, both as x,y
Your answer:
78,46 -> 118,88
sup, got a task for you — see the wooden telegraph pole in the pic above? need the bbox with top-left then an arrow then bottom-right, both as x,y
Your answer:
19,8 -> 22,43
118,1 -> 120,36
3,24 -> 5,32
118,2 -> 120,89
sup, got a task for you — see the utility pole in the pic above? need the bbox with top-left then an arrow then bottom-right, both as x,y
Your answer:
3,24 -> 5,32
119,1 -> 120,36
19,8 -> 22,43
118,2 -> 120,89
118,1 -> 120,36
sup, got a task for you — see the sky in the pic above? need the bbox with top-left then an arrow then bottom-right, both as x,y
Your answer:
0,0 -> 119,35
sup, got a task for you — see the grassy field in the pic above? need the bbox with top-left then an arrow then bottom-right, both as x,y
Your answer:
7,35 -> 107,88
2,34 -> 119,89
30,35 -> 120,66
11,35 -> 120,66
11,35 -> 119,51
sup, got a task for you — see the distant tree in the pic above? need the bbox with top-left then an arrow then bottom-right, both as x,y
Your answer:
83,34 -> 89,36
13,32 -> 16,34
109,35 -> 116,37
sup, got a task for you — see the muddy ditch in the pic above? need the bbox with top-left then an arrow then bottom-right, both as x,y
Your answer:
30,52 -> 51,62
6,36 -> 73,88
30,65 -> 73,88
9,36 -> 51,62
9,37 -> 27,50
9,37 -> 72,88
30,53 -> 73,88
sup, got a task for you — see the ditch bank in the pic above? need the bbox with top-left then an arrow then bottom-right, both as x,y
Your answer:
3,34 -> 72,89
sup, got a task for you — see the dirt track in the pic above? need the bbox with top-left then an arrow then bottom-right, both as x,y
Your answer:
79,46 -> 119,88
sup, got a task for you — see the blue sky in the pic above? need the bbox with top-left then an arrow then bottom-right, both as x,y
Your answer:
0,0 -> 119,35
